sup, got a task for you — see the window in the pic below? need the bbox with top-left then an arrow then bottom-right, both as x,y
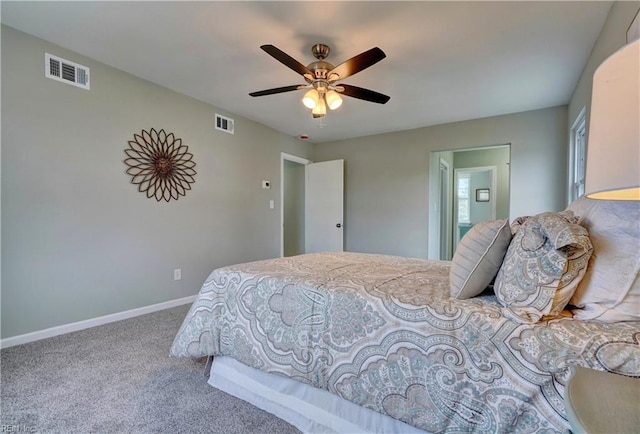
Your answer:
570,109 -> 587,202
457,173 -> 471,224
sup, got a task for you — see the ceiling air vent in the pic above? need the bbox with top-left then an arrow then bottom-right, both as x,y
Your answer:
45,53 -> 90,90
215,114 -> 234,134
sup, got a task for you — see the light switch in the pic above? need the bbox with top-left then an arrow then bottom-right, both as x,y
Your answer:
269,200 -> 274,209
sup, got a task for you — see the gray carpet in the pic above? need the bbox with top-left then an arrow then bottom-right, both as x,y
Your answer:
0,304 -> 301,434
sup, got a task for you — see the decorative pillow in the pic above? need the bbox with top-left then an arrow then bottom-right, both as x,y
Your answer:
510,216 -> 530,235
494,210 -> 592,323
567,197 -> 640,322
450,219 -> 512,299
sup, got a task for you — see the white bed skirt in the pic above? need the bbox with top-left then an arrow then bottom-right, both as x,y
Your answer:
208,356 -> 426,434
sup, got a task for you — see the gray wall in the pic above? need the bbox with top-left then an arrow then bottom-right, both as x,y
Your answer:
314,106 -> 567,258
467,170 -> 492,224
1,25 -> 313,338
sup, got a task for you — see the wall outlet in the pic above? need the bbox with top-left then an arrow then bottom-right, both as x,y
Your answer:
174,268 -> 182,280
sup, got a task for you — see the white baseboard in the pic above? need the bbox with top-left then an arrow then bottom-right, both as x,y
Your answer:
0,295 -> 196,349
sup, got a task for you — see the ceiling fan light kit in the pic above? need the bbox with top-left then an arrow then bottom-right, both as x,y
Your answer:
250,43 -> 390,119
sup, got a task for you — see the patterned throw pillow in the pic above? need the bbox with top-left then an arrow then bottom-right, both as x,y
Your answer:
449,219 -> 512,299
494,210 -> 593,323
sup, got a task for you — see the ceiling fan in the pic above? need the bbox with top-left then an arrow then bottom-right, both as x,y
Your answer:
249,43 -> 390,118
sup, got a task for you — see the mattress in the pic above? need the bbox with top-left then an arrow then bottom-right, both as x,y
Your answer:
209,356 -> 425,433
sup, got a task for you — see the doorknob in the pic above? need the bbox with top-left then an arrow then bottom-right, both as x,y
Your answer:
336,223 -> 342,228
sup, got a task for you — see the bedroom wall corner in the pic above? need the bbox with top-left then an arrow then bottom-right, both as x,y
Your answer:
0,25 -> 313,340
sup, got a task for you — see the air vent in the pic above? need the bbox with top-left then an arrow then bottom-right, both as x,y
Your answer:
215,114 -> 234,134
45,53 -> 90,90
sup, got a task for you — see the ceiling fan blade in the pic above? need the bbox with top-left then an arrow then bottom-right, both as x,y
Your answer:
261,45 -> 313,78
328,47 -> 386,81
339,84 -> 390,104
249,85 -> 304,97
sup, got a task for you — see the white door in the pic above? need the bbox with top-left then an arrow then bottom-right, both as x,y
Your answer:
305,159 -> 344,253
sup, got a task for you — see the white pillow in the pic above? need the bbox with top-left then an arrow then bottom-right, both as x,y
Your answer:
450,219 -> 511,299
567,197 -> 640,321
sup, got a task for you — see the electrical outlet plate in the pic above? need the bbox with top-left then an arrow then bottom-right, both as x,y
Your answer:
174,268 -> 182,280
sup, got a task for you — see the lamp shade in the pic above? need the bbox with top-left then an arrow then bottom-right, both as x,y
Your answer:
302,89 -> 319,109
585,39 -> 640,200
325,90 -> 343,110
312,97 -> 326,116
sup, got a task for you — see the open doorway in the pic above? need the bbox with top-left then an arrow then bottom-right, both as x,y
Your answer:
428,145 -> 510,260
281,153 -> 311,257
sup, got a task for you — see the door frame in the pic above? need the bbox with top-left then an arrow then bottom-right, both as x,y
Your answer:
280,153 -> 312,257
438,158 -> 451,260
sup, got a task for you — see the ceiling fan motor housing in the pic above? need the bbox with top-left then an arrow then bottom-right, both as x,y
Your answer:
308,44 -> 335,81
308,61 -> 334,81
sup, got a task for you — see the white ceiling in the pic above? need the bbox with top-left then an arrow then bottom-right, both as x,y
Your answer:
1,1 -> 612,143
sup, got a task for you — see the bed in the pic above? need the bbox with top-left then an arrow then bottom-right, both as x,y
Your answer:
171,197 -> 640,433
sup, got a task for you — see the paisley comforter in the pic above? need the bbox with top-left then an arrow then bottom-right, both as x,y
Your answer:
170,252 -> 640,433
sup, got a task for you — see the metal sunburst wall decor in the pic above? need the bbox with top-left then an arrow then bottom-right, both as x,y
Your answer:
124,128 -> 196,202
